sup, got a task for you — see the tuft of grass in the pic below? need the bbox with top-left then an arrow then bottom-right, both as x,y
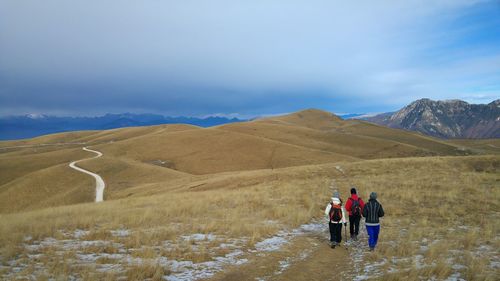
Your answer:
126,263 -> 166,281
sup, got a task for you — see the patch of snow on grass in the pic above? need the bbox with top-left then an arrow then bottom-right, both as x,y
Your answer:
76,253 -> 124,263
272,248 -> 312,277
180,233 -> 216,242
6,230 -> 250,280
164,248 -> 248,281
73,229 -> 90,239
253,220 -> 326,253
297,222 -> 326,233
110,229 -> 130,237
254,236 -> 288,252
276,258 -> 292,274
414,254 -> 425,269
490,260 -> 500,269
445,272 -> 465,281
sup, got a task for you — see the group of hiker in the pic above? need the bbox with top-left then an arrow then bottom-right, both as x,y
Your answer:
324,188 -> 384,251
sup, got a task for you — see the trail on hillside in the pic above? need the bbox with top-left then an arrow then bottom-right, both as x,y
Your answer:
209,221 -> 350,281
207,165 -> 365,281
69,147 -> 105,202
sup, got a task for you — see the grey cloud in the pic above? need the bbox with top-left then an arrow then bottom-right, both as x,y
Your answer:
0,0 -> 498,116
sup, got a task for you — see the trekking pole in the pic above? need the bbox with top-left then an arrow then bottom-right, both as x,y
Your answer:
344,223 -> 348,250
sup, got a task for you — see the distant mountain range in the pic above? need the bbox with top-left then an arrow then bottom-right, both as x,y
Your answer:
0,113 -> 244,140
364,99 -> 500,139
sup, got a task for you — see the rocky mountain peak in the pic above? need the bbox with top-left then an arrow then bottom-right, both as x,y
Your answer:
366,99 -> 499,139
490,99 -> 500,107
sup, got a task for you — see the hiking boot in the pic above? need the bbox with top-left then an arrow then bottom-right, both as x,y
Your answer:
354,235 -> 358,241
369,247 -> 374,252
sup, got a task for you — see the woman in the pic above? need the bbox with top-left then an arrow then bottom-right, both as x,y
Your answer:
324,191 -> 347,248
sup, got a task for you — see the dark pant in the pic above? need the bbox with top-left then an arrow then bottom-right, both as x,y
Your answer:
329,222 -> 342,243
366,225 -> 380,248
349,215 -> 361,236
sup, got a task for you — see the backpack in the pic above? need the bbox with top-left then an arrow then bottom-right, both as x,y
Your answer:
350,197 -> 362,217
329,203 -> 342,222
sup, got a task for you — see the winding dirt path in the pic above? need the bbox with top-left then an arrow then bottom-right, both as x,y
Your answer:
208,166 -> 361,281
69,147 -> 105,202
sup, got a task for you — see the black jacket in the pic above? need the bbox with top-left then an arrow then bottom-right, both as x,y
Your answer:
362,199 -> 384,225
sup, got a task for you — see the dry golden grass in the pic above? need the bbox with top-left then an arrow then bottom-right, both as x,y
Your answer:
335,155 -> 500,280
0,162 -> 338,279
448,138 -> 500,155
0,109 -> 499,280
126,262 -> 166,281
219,119 -> 426,160
341,120 -> 464,155
1,109 -> 482,214
76,155 -> 188,199
0,146 -> 89,186
1,155 -> 498,280
0,163 -> 95,213
96,125 -> 356,175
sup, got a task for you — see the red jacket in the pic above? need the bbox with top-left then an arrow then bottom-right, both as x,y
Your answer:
345,194 -> 365,216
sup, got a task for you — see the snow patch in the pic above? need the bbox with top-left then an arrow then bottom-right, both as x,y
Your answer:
164,249 -> 248,281
180,233 -> 216,242
255,236 -> 288,252
110,229 -> 130,237
445,272 -> 466,281
73,229 -> 90,239
252,221 -> 326,254
490,260 -> 500,269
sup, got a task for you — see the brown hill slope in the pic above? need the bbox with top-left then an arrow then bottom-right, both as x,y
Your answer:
261,109 -> 344,130
96,126 -> 356,175
0,109 -> 490,214
220,110 -> 464,158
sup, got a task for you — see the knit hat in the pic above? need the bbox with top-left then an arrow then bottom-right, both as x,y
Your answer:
332,191 -> 340,199
350,187 -> 357,194
370,192 -> 377,200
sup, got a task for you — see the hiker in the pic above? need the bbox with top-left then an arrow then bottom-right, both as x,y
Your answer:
345,187 -> 365,241
362,192 -> 384,251
324,191 -> 347,248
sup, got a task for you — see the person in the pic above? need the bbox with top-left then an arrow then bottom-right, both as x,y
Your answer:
345,187 -> 365,241
362,192 -> 385,251
324,191 -> 347,248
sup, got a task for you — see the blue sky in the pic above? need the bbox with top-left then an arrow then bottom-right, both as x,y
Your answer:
0,0 -> 499,118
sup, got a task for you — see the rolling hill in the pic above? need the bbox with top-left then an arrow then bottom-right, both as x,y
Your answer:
0,109 -> 484,213
0,113 -> 244,140
0,109 -> 499,280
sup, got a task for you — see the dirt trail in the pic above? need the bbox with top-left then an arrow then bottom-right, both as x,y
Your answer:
272,237 -> 350,281
69,147 -> 105,202
208,164 -> 363,281
211,226 -> 350,281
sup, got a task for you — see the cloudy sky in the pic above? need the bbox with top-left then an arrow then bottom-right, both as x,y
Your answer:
1,0 -> 499,117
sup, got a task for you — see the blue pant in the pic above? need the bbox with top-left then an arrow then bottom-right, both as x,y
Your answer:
366,225 -> 380,248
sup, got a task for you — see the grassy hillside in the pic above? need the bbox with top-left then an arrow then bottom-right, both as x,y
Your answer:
448,138 -> 500,155
0,109 -> 493,214
0,109 -> 498,280
0,156 -> 498,280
